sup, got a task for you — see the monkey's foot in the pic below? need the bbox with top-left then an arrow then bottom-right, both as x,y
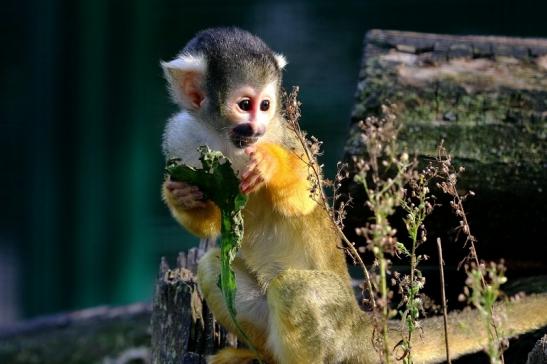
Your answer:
207,348 -> 260,364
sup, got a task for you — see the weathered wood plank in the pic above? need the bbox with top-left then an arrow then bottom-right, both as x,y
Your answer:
345,29 -> 547,271
526,335 -> 547,364
150,238 -> 231,364
0,303 -> 152,364
0,239 -> 224,364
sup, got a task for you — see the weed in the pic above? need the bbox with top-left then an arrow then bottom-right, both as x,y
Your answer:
282,89 -> 509,363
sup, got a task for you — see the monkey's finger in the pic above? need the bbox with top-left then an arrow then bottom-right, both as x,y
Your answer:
181,201 -> 207,209
244,146 -> 257,156
173,184 -> 201,194
172,187 -> 200,198
190,191 -> 204,203
240,171 -> 264,193
241,163 -> 262,182
245,152 -> 265,175
242,163 -> 259,180
174,193 -> 205,209
176,194 -> 206,209
166,180 -> 190,191
166,180 -> 189,189
252,152 -> 265,166
187,200 -> 207,209
244,178 -> 264,193
191,190 -> 204,200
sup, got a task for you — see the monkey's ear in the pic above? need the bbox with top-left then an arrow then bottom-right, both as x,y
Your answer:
274,53 -> 288,70
161,54 -> 207,110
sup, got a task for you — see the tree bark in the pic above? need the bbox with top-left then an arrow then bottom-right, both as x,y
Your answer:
0,239 -> 231,364
150,238 -> 233,364
526,335 -> 547,364
2,29 -> 546,364
0,303 -> 152,364
344,29 -> 547,271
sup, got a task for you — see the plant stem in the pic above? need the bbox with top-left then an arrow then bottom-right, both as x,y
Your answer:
437,237 -> 451,364
405,226 -> 418,362
378,253 -> 390,364
286,105 -> 376,308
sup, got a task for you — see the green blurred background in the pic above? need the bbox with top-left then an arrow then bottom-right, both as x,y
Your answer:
1,0 -> 546,322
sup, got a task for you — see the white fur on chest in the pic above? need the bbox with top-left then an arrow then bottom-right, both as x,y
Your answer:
162,111 -> 248,173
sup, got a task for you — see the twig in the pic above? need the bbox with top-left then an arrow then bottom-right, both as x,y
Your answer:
434,143 -> 505,363
435,143 -> 481,276
283,87 -> 376,309
437,237 -> 451,364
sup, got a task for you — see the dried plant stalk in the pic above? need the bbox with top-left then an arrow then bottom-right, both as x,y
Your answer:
437,237 -> 451,364
282,86 -> 376,308
433,143 -> 507,364
352,106 -> 413,363
281,88 -> 508,363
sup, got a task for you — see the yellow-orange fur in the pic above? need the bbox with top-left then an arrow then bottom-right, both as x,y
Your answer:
161,27 -> 547,364
268,269 -> 547,364
162,184 -> 221,237
164,133 -> 547,364
207,348 -> 258,364
164,128 -> 351,362
251,142 -> 316,216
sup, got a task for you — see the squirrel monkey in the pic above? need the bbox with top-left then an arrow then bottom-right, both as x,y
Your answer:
161,28 -> 547,363
161,27 -> 350,363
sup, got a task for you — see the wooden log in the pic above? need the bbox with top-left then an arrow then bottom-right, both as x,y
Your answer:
150,238 -> 234,364
344,29 -> 547,272
0,253 -> 544,363
0,303 -> 152,364
150,252 -> 205,363
526,335 -> 547,364
0,239 -> 227,364
3,29 -> 546,364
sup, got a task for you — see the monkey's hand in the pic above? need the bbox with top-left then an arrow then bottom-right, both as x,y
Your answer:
165,180 -> 207,209
240,146 -> 271,194
162,180 -> 221,237
241,143 -> 316,216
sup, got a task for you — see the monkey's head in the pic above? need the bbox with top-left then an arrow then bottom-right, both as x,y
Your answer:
161,27 -> 287,149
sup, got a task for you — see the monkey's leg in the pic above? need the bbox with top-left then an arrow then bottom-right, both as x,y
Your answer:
266,269 -> 373,364
197,249 -> 274,363
162,180 -> 221,237
243,142 -> 317,216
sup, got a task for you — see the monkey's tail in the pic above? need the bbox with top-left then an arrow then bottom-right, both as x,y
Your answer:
395,293 -> 547,364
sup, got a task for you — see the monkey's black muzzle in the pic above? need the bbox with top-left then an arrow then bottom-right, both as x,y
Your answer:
230,123 -> 264,149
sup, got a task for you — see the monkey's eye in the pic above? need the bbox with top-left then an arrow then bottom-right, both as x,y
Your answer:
238,99 -> 251,111
260,100 -> 270,111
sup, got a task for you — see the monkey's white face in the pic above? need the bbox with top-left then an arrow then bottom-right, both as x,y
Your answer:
225,81 -> 278,148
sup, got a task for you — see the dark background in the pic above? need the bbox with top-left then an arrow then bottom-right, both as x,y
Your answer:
1,0 -> 546,323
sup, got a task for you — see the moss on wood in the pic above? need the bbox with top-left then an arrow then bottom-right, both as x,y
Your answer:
345,30 -> 547,272
0,304 -> 151,364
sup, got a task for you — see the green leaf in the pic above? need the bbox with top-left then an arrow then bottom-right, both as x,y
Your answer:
165,146 -> 254,349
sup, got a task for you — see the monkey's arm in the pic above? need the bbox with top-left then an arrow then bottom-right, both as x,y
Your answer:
162,181 -> 221,237
243,142 -> 316,216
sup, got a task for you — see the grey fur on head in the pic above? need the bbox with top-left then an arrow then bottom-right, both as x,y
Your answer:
162,27 -> 287,113
185,27 -> 283,86
161,28 -> 288,173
